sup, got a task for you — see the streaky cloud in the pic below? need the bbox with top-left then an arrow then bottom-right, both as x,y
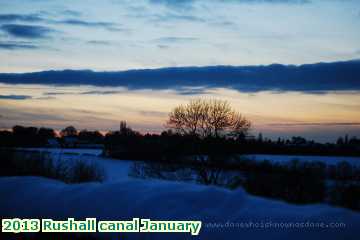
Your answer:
34,96 -> 56,100
0,13 -> 44,23
0,12 -> 121,32
153,13 -> 205,22
157,44 -> 170,49
0,41 -> 38,50
269,122 -> 360,126
176,87 -> 210,95
57,19 -> 113,28
61,10 -> 82,17
154,37 -> 199,43
86,40 -> 112,45
44,91 -> 79,95
80,90 -> 124,95
148,0 -> 310,9
138,110 -> 168,117
149,0 -> 194,9
0,60 -> 359,93
55,19 -> 125,32
231,0 -> 310,4
127,11 -> 205,24
0,94 -> 32,100
0,24 -> 54,39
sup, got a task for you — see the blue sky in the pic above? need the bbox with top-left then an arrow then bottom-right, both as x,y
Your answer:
1,0 -> 360,72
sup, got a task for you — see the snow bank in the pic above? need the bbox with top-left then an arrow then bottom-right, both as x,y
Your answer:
0,176 -> 359,239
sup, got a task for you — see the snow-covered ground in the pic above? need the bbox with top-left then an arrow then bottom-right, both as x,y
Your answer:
1,148 -> 359,239
1,176 -> 359,239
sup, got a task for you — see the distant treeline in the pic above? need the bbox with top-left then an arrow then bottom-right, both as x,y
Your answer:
105,125 -> 360,159
0,125 -> 103,148
1,124 -> 360,157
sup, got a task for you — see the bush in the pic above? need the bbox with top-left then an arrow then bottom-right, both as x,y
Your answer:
0,149 -> 54,177
70,160 -> 105,183
329,182 -> 360,211
244,171 -> 325,204
129,161 -> 193,182
0,149 -> 105,183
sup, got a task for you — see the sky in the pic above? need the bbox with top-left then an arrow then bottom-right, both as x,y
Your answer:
0,0 -> 360,142
0,0 -> 360,71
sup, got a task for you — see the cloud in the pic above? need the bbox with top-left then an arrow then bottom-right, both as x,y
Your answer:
0,24 -> 54,38
44,91 -> 78,95
149,0 -> 194,9
0,12 -> 122,32
0,106 -> 68,123
56,19 -> 124,31
57,19 -> 112,27
173,86 -> 210,95
86,40 -> 112,45
268,122 -> 360,126
0,13 -> 44,23
43,90 -> 124,96
148,0 -> 310,9
138,110 -> 168,117
0,95 -> 32,100
80,90 -> 124,95
157,44 -> 170,49
0,41 -> 38,50
34,96 -> 56,100
0,60 -> 359,93
176,87 -> 209,95
232,0 -> 310,3
212,20 -> 237,27
44,90 -> 124,96
153,13 -> 205,22
154,37 -> 198,43
127,11 -> 205,24
61,10 -> 82,17
242,0 -> 310,3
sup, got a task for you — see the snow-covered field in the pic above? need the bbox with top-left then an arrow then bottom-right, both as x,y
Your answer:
1,148 -> 359,239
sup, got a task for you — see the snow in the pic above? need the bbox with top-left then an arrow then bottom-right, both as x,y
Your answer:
0,176 -> 359,239
1,148 -> 359,239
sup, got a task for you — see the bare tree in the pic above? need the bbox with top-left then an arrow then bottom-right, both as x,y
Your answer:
167,99 -> 251,139
60,126 -> 78,137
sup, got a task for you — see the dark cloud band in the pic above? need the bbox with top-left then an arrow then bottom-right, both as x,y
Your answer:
0,24 -> 54,39
0,60 -> 359,93
0,95 -> 32,100
0,41 -> 38,50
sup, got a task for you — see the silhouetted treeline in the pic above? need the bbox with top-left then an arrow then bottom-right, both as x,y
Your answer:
104,127 -> 360,159
1,124 -> 360,157
0,126 -> 56,147
0,125 -> 104,148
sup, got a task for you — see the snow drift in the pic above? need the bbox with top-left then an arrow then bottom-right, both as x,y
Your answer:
0,176 -> 359,240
